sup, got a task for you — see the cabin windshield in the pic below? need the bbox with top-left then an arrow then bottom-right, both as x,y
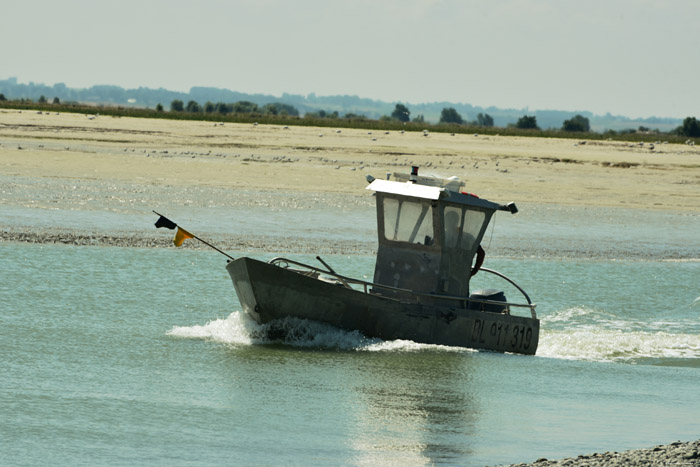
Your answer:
383,197 -> 434,246
443,205 -> 486,252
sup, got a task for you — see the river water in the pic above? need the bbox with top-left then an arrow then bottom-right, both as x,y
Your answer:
2,203 -> 700,466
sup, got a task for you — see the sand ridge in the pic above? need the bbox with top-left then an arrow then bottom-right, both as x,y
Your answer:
1,109 -> 699,212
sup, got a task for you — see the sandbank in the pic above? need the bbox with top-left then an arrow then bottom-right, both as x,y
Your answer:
1,109 -> 699,260
1,109 -> 699,212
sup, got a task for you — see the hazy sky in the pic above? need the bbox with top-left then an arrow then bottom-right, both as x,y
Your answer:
5,0 -> 699,119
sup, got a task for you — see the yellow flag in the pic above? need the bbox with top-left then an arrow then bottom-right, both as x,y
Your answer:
173,227 -> 194,247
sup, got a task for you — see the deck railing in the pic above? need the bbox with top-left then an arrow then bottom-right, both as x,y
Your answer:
268,256 -> 537,319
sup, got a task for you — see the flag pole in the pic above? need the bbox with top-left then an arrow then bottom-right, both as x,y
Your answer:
153,211 -> 235,261
190,233 -> 236,261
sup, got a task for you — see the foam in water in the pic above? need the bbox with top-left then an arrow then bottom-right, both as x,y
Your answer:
167,311 -> 258,345
538,307 -> 700,364
167,308 -> 700,364
167,311 -> 382,350
167,311 -> 473,353
537,328 -> 700,363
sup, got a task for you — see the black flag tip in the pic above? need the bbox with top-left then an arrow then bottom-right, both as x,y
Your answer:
153,211 -> 177,230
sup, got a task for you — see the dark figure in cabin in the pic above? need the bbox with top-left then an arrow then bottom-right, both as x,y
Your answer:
471,245 -> 485,276
445,209 -> 485,278
444,210 -> 461,247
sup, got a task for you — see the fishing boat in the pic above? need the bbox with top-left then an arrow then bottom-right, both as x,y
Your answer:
226,167 -> 539,355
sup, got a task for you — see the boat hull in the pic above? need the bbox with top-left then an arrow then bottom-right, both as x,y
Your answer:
226,257 -> 539,355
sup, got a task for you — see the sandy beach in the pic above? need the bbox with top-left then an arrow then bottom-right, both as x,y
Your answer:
2,109 -> 699,258
1,109 -> 699,211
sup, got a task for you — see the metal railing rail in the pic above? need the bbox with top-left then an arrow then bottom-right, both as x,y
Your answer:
479,267 -> 536,318
268,257 -> 537,319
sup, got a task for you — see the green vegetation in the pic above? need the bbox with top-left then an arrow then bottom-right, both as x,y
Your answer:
0,97 -> 696,145
475,113 -> 494,127
515,115 -> 539,130
262,103 -> 299,116
186,100 -> 201,113
562,114 -> 590,132
170,99 -> 184,112
439,107 -> 464,124
678,117 -> 700,137
1,77 -> 687,132
391,104 -> 410,122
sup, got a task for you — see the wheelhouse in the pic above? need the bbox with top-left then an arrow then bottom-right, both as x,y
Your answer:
367,169 -> 516,300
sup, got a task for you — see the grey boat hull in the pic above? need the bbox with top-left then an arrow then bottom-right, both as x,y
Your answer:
226,257 -> 539,355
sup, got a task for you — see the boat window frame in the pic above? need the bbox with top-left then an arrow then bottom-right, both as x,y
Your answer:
460,207 -> 487,252
379,194 -> 438,248
441,203 -> 490,253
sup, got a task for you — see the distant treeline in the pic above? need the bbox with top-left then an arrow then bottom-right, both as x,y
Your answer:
0,77 -> 688,133
2,96 -> 698,145
167,99 -> 300,117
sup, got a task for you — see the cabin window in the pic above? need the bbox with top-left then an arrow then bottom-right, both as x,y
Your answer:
444,206 -> 462,248
383,197 -> 434,245
443,205 -> 486,251
460,209 -> 486,251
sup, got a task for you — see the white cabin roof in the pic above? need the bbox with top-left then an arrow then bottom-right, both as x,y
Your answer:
366,179 -> 444,200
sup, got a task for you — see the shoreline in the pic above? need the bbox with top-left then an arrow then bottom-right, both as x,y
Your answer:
492,439 -> 700,466
3,225 -> 699,262
2,109 -> 699,261
2,109 -> 699,213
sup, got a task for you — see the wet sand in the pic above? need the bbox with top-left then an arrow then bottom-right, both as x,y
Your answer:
2,109 -> 699,210
2,109 -> 699,259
